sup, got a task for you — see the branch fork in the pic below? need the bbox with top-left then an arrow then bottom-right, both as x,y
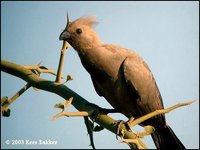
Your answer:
116,100 -> 196,148
51,97 -> 89,121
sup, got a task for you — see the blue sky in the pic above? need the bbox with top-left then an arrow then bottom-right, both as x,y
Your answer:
1,1 -> 199,149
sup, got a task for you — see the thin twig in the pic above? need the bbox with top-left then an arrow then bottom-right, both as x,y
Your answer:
52,97 -> 88,120
24,65 -> 58,76
1,83 -> 31,112
129,100 -> 197,128
55,41 -> 70,83
119,137 -> 147,149
51,111 -> 89,120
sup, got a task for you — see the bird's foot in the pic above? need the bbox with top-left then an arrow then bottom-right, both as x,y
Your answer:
115,116 -> 135,139
91,106 -> 119,122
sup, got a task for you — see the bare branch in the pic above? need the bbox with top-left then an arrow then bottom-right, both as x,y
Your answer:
1,59 -> 196,149
52,97 -> 89,120
129,100 -> 197,128
1,83 -> 31,113
55,41 -> 70,83
119,137 -> 147,149
24,65 -> 58,76
1,59 -> 139,149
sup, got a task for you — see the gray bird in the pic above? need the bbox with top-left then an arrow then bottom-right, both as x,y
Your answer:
59,15 -> 185,149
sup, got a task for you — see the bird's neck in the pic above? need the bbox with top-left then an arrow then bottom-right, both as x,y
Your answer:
75,38 -> 103,54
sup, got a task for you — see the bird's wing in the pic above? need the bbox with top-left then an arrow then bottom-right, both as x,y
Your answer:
91,76 -> 103,96
121,56 -> 165,117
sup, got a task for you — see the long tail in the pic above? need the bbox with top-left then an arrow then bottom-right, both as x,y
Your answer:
152,125 -> 185,150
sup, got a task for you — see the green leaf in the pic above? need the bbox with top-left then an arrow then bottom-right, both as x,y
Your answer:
54,102 -> 65,109
1,96 -> 8,106
2,109 -> 11,117
66,75 -> 74,82
39,66 -> 48,70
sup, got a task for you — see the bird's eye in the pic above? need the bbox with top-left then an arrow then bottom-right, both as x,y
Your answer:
76,28 -> 82,34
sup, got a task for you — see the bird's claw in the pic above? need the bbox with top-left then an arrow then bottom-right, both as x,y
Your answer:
90,106 -> 102,122
90,106 -> 118,122
115,120 -> 126,140
115,117 -> 134,140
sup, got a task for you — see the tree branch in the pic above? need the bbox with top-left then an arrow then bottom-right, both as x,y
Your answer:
55,41 -> 70,83
1,83 -> 31,112
129,100 -> 196,128
1,59 -> 139,149
1,59 -> 195,149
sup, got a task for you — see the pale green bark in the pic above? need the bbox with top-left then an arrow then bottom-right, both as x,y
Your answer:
1,59 -> 139,149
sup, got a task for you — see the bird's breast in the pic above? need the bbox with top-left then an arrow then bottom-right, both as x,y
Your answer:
78,47 -> 140,117
81,58 -> 139,117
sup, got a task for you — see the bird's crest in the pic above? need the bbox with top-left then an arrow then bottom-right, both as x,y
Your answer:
67,14 -> 98,28
74,16 -> 98,27
66,12 -> 71,27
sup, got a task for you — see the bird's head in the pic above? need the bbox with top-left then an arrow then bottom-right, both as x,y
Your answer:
59,14 -> 102,51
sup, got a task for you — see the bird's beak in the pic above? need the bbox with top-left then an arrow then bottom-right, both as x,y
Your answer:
59,31 -> 71,41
